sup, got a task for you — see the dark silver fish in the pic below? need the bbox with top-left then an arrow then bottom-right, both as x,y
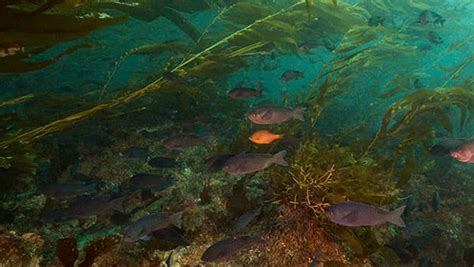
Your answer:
39,182 -> 97,199
326,201 -> 406,227
222,151 -> 288,175
228,85 -> 263,100
247,106 -> 306,125
419,10 -> 445,26
121,146 -> 149,158
148,157 -> 177,168
129,174 -> 174,190
231,207 -> 262,233
164,134 -> 205,149
41,194 -> 126,222
280,70 -> 304,81
123,212 -> 182,242
201,236 -> 264,262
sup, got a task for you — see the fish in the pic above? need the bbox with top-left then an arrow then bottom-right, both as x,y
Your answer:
326,201 -> 406,227
204,154 -> 235,173
121,146 -> 149,158
129,174 -> 174,190
164,134 -> 205,149
222,150 -> 288,175
230,207 -> 262,234
148,156 -> 177,168
431,139 -> 474,163
280,70 -> 304,81
39,182 -> 97,199
41,194 -> 126,222
249,129 -> 284,145
450,140 -> 474,163
426,31 -> 443,44
432,191 -> 440,212
201,236 -> 264,262
228,84 -> 263,100
419,10 -> 445,27
368,16 -> 384,27
123,212 -> 183,242
247,106 -> 306,125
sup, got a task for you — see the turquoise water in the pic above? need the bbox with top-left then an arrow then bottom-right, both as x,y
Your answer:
0,0 -> 473,266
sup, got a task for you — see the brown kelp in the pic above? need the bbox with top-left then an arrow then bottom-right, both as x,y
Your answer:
87,0 -> 210,42
1,0 -> 473,265
0,5 -> 125,73
1,0 -> 364,147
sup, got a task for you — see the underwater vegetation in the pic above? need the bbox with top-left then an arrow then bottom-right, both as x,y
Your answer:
0,0 -> 473,266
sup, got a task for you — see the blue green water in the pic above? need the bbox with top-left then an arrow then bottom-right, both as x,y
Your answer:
0,0 -> 473,266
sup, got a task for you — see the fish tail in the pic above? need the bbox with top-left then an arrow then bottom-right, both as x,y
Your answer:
387,205 -> 406,227
169,211 -> 184,227
272,150 -> 288,166
293,107 -> 306,121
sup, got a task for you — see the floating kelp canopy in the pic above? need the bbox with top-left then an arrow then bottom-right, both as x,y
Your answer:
0,0 -> 473,265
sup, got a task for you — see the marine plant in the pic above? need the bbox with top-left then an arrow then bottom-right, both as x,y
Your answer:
0,0 -> 473,265
0,5 -> 125,73
0,0 -> 364,148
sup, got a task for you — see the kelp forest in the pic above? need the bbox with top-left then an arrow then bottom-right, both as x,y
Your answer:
0,0 -> 473,266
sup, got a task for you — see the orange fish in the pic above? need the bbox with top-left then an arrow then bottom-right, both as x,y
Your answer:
249,130 -> 283,145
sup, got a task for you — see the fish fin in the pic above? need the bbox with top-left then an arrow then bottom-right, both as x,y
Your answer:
140,235 -> 151,241
342,210 -> 358,223
110,197 -> 126,213
387,205 -> 406,227
272,150 -> 288,166
293,107 -> 306,121
169,211 -> 183,228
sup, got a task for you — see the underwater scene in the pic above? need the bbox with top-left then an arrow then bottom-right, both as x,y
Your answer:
0,0 -> 473,266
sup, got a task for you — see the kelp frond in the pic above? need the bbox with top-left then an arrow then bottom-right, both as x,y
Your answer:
0,1 -> 307,148
367,85 -> 474,154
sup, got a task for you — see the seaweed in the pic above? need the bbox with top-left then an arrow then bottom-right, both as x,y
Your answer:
367,86 -> 474,154
0,7 -> 125,73
272,141 -> 398,218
